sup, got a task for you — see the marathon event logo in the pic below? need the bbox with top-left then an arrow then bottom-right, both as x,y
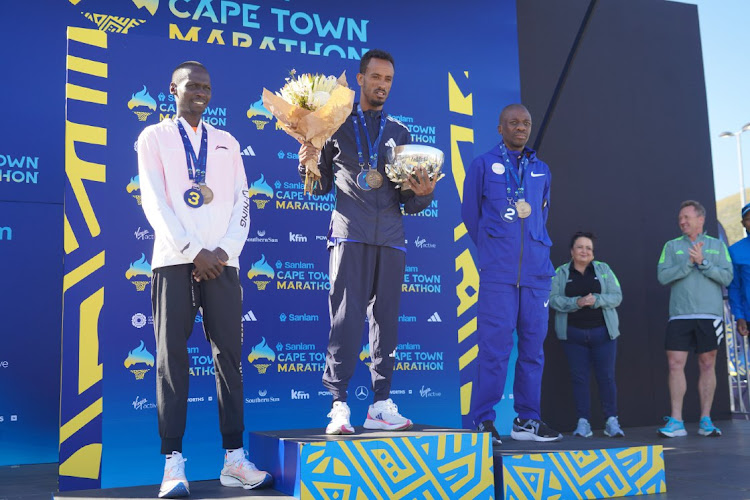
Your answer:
247,254 -> 275,290
275,258 -> 329,291
247,175 -> 274,209
275,341 -> 325,373
163,5 -> 370,59
246,96 -> 279,131
403,265 -> 441,293
188,346 -> 216,377
0,153 -> 39,185
245,389 -> 280,405
124,341 -> 155,380
273,179 -> 336,212
247,337 -> 276,374
126,175 -> 141,205
360,342 -> 444,372
128,85 -> 157,121
125,253 -> 152,291
157,91 -> 229,126
390,113 -> 437,145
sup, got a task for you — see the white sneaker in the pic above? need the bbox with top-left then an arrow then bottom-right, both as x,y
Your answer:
363,398 -> 413,431
326,401 -> 355,435
158,452 -> 189,498
219,449 -> 273,490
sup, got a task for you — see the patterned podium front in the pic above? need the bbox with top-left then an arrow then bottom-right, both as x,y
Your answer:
502,445 -> 666,499
248,427 -> 494,499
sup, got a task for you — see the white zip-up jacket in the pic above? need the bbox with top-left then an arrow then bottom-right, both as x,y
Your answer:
137,117 -> 250,270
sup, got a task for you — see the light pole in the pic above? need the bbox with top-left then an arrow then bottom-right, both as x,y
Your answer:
720,122 -> 750,208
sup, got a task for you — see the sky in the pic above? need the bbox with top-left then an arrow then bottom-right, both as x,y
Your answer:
671,0 -> 750,200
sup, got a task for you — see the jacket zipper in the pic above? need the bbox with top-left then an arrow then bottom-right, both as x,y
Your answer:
517,218 -> 524,287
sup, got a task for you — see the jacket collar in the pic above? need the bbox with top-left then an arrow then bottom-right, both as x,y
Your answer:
489,142 -> 537,162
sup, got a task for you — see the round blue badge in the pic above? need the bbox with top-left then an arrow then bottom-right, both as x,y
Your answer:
356,171 -> 372,191
502,204 -> 518,223
184,187 -> 204,208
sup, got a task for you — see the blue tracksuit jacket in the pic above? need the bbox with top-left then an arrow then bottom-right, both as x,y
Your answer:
729,236 -> 750,320
462,144 -> 554,289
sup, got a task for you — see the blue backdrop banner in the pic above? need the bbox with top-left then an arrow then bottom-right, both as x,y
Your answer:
55,0 -> 520,490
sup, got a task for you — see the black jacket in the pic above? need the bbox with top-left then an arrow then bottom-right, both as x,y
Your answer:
299,105 -> 433,247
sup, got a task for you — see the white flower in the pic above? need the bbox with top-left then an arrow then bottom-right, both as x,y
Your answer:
276,72 -> 341,111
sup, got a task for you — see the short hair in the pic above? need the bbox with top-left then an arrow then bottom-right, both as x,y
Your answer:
570,231 -> 595,249
359,49 -> 395,74
680,200 -> 706,218
172,61 -> 207,83
499,103 -> 530,125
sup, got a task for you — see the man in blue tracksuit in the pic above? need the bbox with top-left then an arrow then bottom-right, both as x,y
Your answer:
461,104 -> 561,445
729,202 -> 750,337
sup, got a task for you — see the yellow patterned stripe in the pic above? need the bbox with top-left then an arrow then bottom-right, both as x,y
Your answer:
60,397 -> 103,444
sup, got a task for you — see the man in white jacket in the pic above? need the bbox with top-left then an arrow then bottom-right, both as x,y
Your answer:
137,61 -> 270,498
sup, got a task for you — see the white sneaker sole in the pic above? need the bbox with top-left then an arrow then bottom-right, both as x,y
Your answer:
511,430 -> 563,442
158,481 -> 189,498
326,424 -> 355,435
697,428 -> 721,437
658,429 -> 687,437
220,472 -> 272,489
573,431 -> 593,438
363,418 -> 413,431
604,430 -> 625,438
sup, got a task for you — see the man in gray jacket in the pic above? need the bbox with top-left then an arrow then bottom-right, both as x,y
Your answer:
656,200 -> 732,438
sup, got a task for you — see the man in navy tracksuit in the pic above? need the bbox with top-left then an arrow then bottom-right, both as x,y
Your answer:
298,49 -> 436,435
461,104 -> 562,445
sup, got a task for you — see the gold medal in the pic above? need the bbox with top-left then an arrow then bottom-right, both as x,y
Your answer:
516,200 -> 532,218
365,170 -> 384,189
199,183 -> 214,204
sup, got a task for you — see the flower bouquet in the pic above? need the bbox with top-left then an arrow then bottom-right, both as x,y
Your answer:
262,71 -> 355,195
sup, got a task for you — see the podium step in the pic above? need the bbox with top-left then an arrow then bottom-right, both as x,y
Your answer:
247,425 -> 494,499
498,445 -> 666,499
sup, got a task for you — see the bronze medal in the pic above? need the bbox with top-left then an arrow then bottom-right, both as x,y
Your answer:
199,183 -> 214,204
516,200 -> 532,219
365,169 -> 384,189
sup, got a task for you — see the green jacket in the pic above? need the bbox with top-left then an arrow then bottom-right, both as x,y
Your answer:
657,233 -> 733,317
549,260 -> 622,340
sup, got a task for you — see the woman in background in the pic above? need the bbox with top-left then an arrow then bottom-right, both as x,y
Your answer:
549,231 -> 624,438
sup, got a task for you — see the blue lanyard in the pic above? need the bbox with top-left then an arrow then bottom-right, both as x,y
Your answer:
499,142 -> 529,201
352,105 -> 387,169
176,120 -> 208,184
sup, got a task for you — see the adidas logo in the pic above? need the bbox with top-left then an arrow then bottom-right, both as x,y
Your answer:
241,145 -> 256,157
243,310 -> 257,322
428,312 -> 442,322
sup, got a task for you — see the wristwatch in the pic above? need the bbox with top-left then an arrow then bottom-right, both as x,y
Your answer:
701,259 -> 709,267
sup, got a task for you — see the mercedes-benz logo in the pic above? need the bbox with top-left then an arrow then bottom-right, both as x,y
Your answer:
355,386 -> 369,400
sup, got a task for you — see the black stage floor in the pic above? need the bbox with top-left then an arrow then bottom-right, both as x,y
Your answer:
2,419 -> 749,500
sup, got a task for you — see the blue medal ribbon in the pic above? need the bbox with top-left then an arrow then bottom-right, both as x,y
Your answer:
176,120 -> 208,208
176,120 -> 208,185
352,104 -> 387,170
499,141 -> 529,204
